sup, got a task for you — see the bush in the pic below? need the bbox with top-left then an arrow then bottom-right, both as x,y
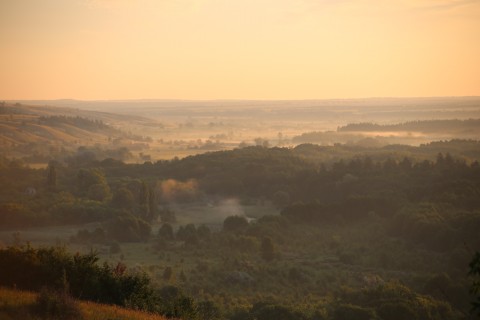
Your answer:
377,302 -> 417,320
223,216 -> 249,233
332,304 -> 376,320
0,245 -> 155,310
250,302 -> 308,320
107,214 -> 151,242
34,288 -> 82,320
158,223 -> 174,241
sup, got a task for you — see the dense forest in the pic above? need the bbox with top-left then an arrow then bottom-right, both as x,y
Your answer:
1,139 -> 480,319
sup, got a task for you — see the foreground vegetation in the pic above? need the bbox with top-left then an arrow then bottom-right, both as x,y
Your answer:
1,139 -> 480,319
0,287 -> 169,320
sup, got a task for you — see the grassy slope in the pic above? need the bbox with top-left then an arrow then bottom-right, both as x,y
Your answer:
0,287 -> 170,320
0,103 -> 151,147
0,115 -> 111,146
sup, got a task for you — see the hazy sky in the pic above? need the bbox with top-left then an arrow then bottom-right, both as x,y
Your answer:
1,0 -> 479,100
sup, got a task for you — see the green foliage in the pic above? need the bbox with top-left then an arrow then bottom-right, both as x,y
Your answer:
0,245 -> 155,310
163,267 -> 173,281
87,183 -> 111,201
76,168 -> 109,197
337,119 -> 480,133
197,300 -> 221,320
107,214 -> 151,242
332,304 -> 376,320
223,215 -> 249,233
112,187 -> 135,210
176,223 -> 197,242
158,223 -> 174,241
197,224 -> 212,241
156,286 -> 198,319
250,302 -> 308,320
260,237 -> 275,262
336,281 -> 456,320
469,252 -> 480,316
46,161 -> 57,191
1,141 -> 480,318
377,302 -> 417,320
49,199 -> 111,224
34,288 -> 82,320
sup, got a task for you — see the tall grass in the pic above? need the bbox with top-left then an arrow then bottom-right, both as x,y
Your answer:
0,287 -> 170,320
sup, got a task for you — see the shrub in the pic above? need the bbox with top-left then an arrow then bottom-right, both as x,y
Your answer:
223,216 -> 249,233
332,303 -> 376,320
0,245 -> 155,311
34,288 -> 82,320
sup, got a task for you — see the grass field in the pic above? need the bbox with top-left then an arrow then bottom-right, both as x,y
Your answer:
0,287 -> 170,320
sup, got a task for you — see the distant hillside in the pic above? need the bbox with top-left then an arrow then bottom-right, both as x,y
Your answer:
292,119 -> 480,146
338,119 -> 480,133
0,287 -> 168,320
0,103 -> 155,162
1,115 -> 122,146
0,102 -> 149,123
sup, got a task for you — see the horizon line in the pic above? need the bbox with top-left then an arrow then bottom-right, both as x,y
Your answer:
4,95 -> 480,103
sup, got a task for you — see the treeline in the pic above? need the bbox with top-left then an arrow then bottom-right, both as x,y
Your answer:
38,116 -> 113,132
2,142 -> 480,229
337,119 -> 480,133
36,115 -> 150,143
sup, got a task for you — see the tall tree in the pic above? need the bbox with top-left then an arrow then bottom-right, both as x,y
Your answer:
46,161 -> 57,191
469,252 -> 480,316
261,237 -> 275,262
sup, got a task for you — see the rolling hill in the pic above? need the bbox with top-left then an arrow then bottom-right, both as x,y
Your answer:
0,103 -> 155,162
0,287 -> 169,320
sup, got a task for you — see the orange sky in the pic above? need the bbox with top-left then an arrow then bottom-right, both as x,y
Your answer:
1,0 -> 479,100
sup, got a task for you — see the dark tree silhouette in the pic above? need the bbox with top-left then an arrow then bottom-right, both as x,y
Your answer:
47,161 -> 57,190
260,237 -> 275,262
469,252 -> 480,316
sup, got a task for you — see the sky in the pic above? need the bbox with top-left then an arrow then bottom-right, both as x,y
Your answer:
0,0 -> 479,100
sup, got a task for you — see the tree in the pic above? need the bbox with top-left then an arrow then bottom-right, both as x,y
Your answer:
158,223 -> 174,241
469,251 -> 480,316
76,168 -> 108,196
147,186 -> 157,222
163,267 -> 173,281
87,183 -> 111,202
223,216 -> 249,233
197,224 -> 211,241
112,188 -> 135,210
107,214 -> 151,242
250,302 -> 306,320
272,190 -> 290,208
197,300 -> 221,320
176,224 -> 196,241
47,161 -> 57,191
333,304 -> 376,320
179,270 -> 187,282
260,237 -> 275,262
139,180 -> 149,202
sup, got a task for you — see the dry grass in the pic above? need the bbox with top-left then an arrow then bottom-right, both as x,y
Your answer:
79,301 -> 169,320
0,287 -> 170,320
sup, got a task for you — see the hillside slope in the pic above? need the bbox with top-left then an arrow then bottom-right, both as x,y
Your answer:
0,103 -> 155,162
0,287 -> 169,320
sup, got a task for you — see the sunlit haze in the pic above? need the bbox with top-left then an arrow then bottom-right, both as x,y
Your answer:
1,0 -> 479,100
